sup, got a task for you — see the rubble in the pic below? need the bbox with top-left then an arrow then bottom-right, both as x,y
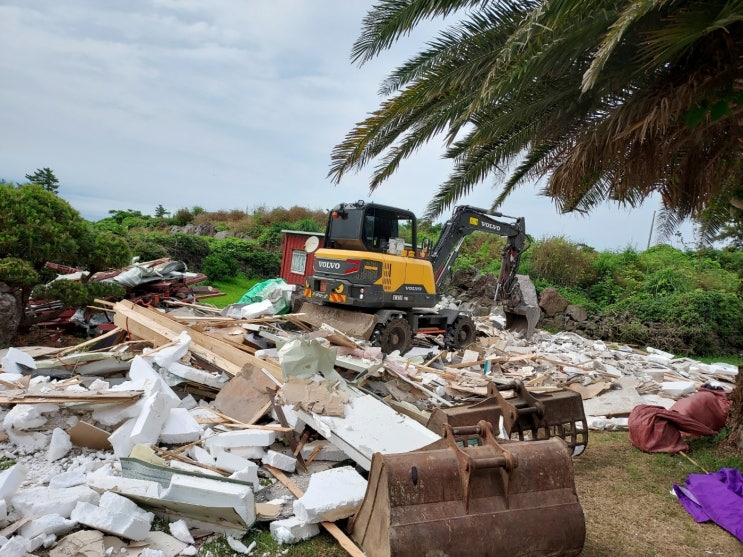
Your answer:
0,294 -> 737,556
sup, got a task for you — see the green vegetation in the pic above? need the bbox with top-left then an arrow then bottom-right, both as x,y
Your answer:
208,275 -> 260,307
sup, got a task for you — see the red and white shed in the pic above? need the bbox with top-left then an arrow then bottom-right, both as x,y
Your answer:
279,230 -> 324,286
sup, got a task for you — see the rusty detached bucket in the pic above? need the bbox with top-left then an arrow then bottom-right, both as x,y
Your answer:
350,420 -> 585,557
427,380 -> 589,457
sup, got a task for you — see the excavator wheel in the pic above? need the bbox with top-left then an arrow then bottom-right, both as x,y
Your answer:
445,315 -> 476,349
376,317 -> 412,355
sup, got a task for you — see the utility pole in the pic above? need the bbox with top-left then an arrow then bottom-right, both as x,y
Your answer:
646,210 -> 656,250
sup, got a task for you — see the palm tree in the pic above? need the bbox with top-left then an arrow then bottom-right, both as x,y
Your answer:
329,0 -> 743,233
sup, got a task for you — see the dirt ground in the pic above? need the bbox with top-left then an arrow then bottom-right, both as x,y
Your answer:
575,432 -> 742,557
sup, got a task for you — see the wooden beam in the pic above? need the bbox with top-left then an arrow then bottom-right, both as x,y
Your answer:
113,300 -> 283,381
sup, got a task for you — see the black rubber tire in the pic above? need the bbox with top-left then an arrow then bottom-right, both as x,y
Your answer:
445,315 -> 477,349
377,317 -> 413,355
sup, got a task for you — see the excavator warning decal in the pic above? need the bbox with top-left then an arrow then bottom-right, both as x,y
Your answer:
469,216 -> 479,225
329,292 -> 347,303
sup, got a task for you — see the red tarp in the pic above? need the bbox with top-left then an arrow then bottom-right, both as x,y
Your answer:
628,388 -> 731,453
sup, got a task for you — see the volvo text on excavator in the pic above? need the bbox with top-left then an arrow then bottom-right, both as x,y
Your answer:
299,201 -> 540,354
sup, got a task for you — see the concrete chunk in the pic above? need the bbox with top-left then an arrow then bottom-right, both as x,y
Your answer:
270,516 -> 320,544
293,466 -> 367,523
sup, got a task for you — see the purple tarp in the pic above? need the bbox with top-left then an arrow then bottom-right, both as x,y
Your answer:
673,468 -> 743,543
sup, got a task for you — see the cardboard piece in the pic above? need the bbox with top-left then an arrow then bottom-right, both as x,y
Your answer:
69,421 -> 112,450
213,371 -> 276,424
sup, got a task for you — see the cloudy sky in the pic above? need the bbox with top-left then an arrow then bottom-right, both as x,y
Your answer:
0,1 -> 694,250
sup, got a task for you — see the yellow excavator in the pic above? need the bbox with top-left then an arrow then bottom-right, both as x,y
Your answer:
300,200 -> 541,353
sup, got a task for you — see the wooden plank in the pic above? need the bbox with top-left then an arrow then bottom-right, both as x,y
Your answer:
0,390 -> 142,404
113,300 -> 283,380
264,465 -> 366,557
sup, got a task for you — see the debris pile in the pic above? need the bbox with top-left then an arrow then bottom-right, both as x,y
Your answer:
0,297 -> 737,556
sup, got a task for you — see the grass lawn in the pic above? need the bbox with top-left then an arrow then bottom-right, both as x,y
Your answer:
206,275 -> 259,307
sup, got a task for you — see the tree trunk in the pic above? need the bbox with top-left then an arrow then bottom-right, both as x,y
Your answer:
0,282 -> 23,348
723,367 -> 743,454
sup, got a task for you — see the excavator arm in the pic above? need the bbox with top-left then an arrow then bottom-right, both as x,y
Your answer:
428,205 -> 540,337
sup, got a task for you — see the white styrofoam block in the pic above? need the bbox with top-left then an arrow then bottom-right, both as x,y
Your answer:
127,356 -> 180,407
293,466 -> 367,523
660,381 -> 696,398
270,516 -> 320,544
227,446 -> 266,460
187,445 -> 215,466
162,474 -> 255,526
147,331 -> 191,369
159,408 -> 203,445
299,440 -> 347,462
91,399 -> 145,427
204,429 -> 277,451
3,404 -> 48,431
47,428 -> 72,462
71,496 -> 153,542
87,476 -> 162,499
0,535 -> 27,556
1,347 -> 36,374
262,450 -> 296,473
19,513 -> 76,539
167,362 -> 228,390
647,354 -> 672,366
226,535 -> 253,554
0,464 -> 26,499
178,394 -> 198,410
227,463 -> 260,490
27,532 -> 56,553
168,460 -> 223,476
48,467 -> 86,489
11,484 -> 100,519
215,450 -> 253,474
108,418 -> 137,458
130,391 -> 177,446
6,429 -> 48,453
139,549 -> 165,557
168,519 -> 194,544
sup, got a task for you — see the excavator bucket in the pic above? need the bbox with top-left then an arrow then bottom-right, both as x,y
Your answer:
296,301 -> 377,341
503,274 -> 541,339
427,380 -> 588,457
350,421 -> 585,557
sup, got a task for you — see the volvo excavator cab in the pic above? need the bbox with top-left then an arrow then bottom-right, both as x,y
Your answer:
300,201 -> 541,353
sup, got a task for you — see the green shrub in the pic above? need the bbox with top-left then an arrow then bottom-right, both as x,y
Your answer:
0,258 -> 38,287
527,236 -> 598,288
170,208 -> 194,226
32,280 -> 126,307
202,252 -> 239,282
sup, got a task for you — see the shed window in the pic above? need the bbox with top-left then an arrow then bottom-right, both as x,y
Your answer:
291,249 -> 307,274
